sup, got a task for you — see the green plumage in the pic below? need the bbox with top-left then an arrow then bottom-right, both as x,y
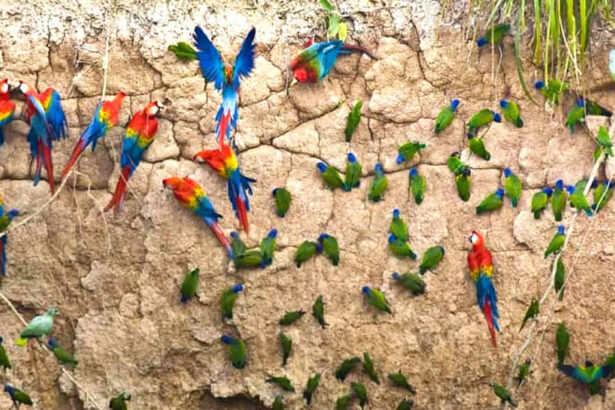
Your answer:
335,357 -> 361,381
475,191 -> 503,214
392,272 -> 426,296
320,166 -> 345,190
272,395 -> 284,410
278,333 -> 292,366
515,358 -> 532,387
279,310 -> 305,325
569,190 -> 593,216
312,295 -> 328,328
435,105 -> 456,134
226,337 -> 247,369
295,241 -> 320,267
109,392 -> 131,410
539,79 -> 569,104
467,137 -> 491,160
409,170 -> 425,205
390,210 -> 408,242
501,100 -> 523,127
320,235 -> 340,266
180,268 -> 199,302
531,191 -> 549,219
168,42 -> 197,60
593,183 -> 613,212
396,399 -> 414,410
344,157 -> 362,191
335,394 -> 351,410
303,373 -> 321,405
544,230 -> 565,258
0,340 -> 10,371
17,308 -> 59,346
554,258 -> 565,300
388,372 -> 416,393
479,23 -> 510,46
345,101 -> 363,142
551,185 -> 567,222
397,142 -> 426,163
220,287 -> 241,320
504,170 -> 522,207
50,341 -> 78,369
364,287 -> 391,314
455,172 -> 471,202
596,126 -> 613,156
260,235 -> 277,267
467,109 -> 496,137
419,246 -> 444,274
389,239 -> 417,260
266,376 -> 295,392
368,166 -> 388,202
556,322 -> 570,365
273,188 -> 291,217
362,352 -> 380,384
350,382 -> 368,408
490,382 -> 517,407
565,105 -> 585,133
519,297 -> 539,331
447,153 -> 468,175
6,387 -> 33,407
230,233 -> 246,262
236,250 -> 263,269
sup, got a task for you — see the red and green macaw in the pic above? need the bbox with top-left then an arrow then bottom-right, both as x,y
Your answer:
193,141 -> 256,233
467,230 -> 499,348
289,40 -> 373,83
0,193 -> 18,277
62,92 -> 126,179
104,101 -> 164,215
18,81 -> 67,194
193,26 -> 256,145
0,79 -> 15,148
162,176 -> 233,259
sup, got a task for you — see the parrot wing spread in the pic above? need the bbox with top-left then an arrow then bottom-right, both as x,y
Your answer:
193,27 -> 226,89
233,28 -> 256,85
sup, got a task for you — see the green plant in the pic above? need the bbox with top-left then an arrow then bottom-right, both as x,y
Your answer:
320,0 -> 348,41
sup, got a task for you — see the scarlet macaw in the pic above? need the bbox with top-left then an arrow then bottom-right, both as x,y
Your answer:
0,79 -> 15,148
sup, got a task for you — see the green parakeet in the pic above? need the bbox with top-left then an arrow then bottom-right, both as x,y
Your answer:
48,338 -> 78,369
490,382 -> 517,407
468,137 -> 491,160
388,234 -> 417,259
335,357 -> 361,381
435,99 -> 459,134
593,181 -> 613,212
551,180 -> 568,221
236,250 -> 263,269
390,209 -> 408,242
312,295 -> 328,328
554,258 -> 565,300
230,231 -> 246,262
0,337 -> 10,371
391,272 -> 426,296
16,308 -> 59,346
362,286 -> 391,314
500,99 -> 523,127
396,141 -> 426,164
272,395 -> 284,410
368,163 -> 388,202
475,188 -> 503,214
388,371 -> 416,393
362,352 -> 380,384
455,170 -> 472,202
278,333 -> 292,366
4,385 -> 33,408
317,162 -> 344,190
266,376 -> 295,392
544,225 -> 565,258
466,109 -> 501,138
556,322 -> 570,365
409,168 -> 425,205
477,23 -> 511,47
109,391 -> 131,410
272,188 -> 291,217
565,98 -> 586,133
531,188 -> 552,219
295,241 -> 322,268
303,373 -> 321,405
180,268 -> 199,303
318,233 -> 340,266
596,126 -> 613,156
447,152 -> 468,175
344,152 -> 362,191
396,399 -> 414,410
566,185 -> 593,216
534,79 -> 569,104
259,229 -> 277,267
519,297 -> 539,331
279,310 -> 305,326
515,358 -> 532,387
504,168 -> 522,207
335,394 -> 351,410
350,382 -> 368,408
221,335 -> 247,369
558,362 -> 614,395
220,284 -> 244,320
419,246 -> 445,274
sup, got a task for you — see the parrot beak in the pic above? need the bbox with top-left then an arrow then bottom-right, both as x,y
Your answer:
290,78 -> 298,87
156,101 -> 166,110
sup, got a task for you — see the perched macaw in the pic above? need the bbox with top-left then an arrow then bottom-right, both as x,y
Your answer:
396,399 -> 414,410
278,332 -> 292,366
290,40 -> 373,84
409,168 -> 425,204
0,194 -> 18,277
551,180 -> 568,221
519,297 -> 539,331
109,392 -> 131,410
335,356 -> 361,381
0,79 -> 15,147
266,376 -> 295,392
336,394 -> 351,410
318,233 -> 339,266
351,382 -> 368,408
516,358 -> 532,387
558,362 -> 614,395
396,141 -> 426,164
500,99 -> 523,127
466,109 -> 501,138
556,322 -> 570,365
47,338 -> 78,369
504,167 -> 522,207
531,187 -> 553,219
362,286 -> 391,314
303,373 -> 321,405
388,371 -> 416,393
105,101 -> 163,215
554,259 -> 565,300
295,241 -> 322,267
362,352 -> 380,384
456,169 -> 472,202
312,295 -> 327,328
272,187 -> 291,217
162,176 -> 233,258
221,335 -> 247,369
490,382 -> 517,407
0,336 -> 10,371
468,231 -> 499,347
16,308 -> 59,346
593,181 -> 613,212
18,81 -> 67,193
390,209 -> 408,242
566,185 -> 593,216
476,188 -> 504,214
193,141 -> 256,232
435,99 -> 459,134
62,92 -> 126,179
545,225 -> 565,258
279,310 -> 305,325
419,246 -> 444,274
534,79 -> 569,104
316,162 -> 345,190
180,268 -> 199,303
368,163 -> 388,201
344,152 -> 362,191
259,228 -> 277,267
467,136 -> 491,160
3,385 -> 33,407
220,284 -> 243,320
477,23 -> 511,47
388,234 -> 417,259
391,272 -> 426,296
193,27 -> 255,144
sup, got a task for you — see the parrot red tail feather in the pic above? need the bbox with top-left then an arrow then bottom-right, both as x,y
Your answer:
483,300 -> 497,348
105,167 -> 131,215
235,197 -> 249,233
206,220 -> 234,259
218,111 -> 232,146
40,141 -> 55,194
61,139 -> 87,179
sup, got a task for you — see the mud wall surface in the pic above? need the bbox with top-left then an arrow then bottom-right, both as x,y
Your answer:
1,1 -> 615,409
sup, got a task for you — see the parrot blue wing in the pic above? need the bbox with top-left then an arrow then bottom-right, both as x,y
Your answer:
232,28 -> 256,87
44,89 -> 68,140
193,26 -> 225,90
317,41 -> 344,79
197,195 -> 223,222
559,364 -> 591,383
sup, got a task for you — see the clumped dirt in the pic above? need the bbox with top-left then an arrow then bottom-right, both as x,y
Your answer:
1,1 -> 615,409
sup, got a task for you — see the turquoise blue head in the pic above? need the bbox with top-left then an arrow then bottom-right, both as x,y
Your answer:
317,162 -> 327,173
3,385 -> 13,394
499,100 -> 509,108
566,185 -> 575,194
555,180 -> 564,190
362,286 -> 371,295
230,231 -> 239,239
409,168 -> 418,178
347,152 -> 357,163
7,210 -> 18,219
232,284 -> 244,293
576,97 -> 585,107
495,188 -> 504,198
557,225 -> 565,235
492,112 -> 502,122
393,208 -> 400,218
504,168 -> 513,177
542,187 -> 553,196
268,229 -> 278,238
48,338 -> 57,348
375,163 -> 384,172
221,335 -> 235,344
534,80 -> 545,90
388,233 -> 397,243
272,188 -> 279,196
318,233 -> 330,242
450,99 -> 460,111
391,272 -> 400,280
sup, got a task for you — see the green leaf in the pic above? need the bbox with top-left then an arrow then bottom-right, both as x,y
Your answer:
169,42 -> 197,61
345,101 -> 363,142
514,7 -> 538,106
338,22 -> 348,41
328,14 -> 340,38
320,0 -> 334,11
